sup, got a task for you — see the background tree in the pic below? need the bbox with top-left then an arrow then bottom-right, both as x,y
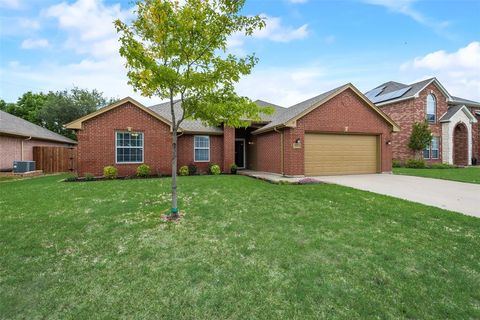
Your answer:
115,0 -> 270,218
1,88 -> 116,140
408,121 -> 432,160
39,87 -> 117,140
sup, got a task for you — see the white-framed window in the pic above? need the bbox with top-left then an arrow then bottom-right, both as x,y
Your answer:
116,131 -> 144,163
194,135 -> 210,162
426,94 -> 436,123
423,136 -> 439,160
431,136 -> 439,159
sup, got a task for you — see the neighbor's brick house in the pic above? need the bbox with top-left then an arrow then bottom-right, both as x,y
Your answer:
66,83 -> 400,177
0,110 -> 76,171
365,78 -> 479,166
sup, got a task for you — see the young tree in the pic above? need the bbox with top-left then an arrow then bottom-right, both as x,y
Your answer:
408,121 -> 432,160
115,0 -> 271,218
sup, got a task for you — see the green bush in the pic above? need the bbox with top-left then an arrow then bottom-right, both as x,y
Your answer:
392,160 -> 402,168
84,173 -> 95,181
429,163 -> 455,169
179,165 -> 189,176
103,166 -> 118,179
405,159 -> 426,169
188,164 -> 197,175
230,163 -> 238,174
64,173 -> 78,182
136,164 -> 151,177
210,164 -> 221,175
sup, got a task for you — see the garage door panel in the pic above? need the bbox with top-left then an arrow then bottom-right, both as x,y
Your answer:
305,133 -> 378,175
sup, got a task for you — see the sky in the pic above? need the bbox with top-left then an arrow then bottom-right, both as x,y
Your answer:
0,0 -> 479,107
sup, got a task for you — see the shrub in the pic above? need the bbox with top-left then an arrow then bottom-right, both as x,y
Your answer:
64,173 -> 78,182
210,164 -> 221,175
84,173 -> 95,181
188,164 -> 197,175
179,165 -> 189,176
392,160 -> 402,168
405,159 -> 426,169
408,122 -> 432,159
136,164 -> 151,177
103,166 -> 118,179
230,163 -> 237,174
429,163 -> 455,169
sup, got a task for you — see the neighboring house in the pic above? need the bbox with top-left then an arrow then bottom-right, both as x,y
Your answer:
0,110 -> 77,170
365,78 -> 480,165
65,83 -> 399,177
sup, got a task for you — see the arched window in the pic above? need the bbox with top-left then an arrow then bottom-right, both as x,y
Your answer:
426,94 -> 436,123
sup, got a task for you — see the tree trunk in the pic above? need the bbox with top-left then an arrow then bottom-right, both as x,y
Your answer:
171,129 -> 178,217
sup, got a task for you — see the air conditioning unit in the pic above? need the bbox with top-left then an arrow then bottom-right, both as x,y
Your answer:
13,161 -> 35,173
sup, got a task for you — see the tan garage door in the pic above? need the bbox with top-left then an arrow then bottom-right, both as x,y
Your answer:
305,133 -> 379,175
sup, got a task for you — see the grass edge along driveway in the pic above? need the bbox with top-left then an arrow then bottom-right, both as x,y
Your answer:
1,175 -> 479,319
393,167 -> 480,184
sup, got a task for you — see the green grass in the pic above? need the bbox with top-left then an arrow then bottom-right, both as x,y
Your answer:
1,175 -> 479,319
394,167 -> 480,184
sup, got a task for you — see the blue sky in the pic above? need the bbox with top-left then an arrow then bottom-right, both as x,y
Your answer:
0,0 -> 479,106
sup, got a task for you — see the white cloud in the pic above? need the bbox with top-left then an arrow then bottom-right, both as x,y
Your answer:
0,0 -> 21,9
255,15 -> 308,42
44,0 -> 133,58
21,38 -> 49,49
363,0 -> 450,34
400,42 -> 480,101
227,14 -> 309,53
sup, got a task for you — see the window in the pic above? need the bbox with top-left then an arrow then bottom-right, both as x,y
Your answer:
116,131 -> 144,163
194,136 -> 210,162
426,94 -> 436,123
431,136 -> 439,159
423,136 -> 439,160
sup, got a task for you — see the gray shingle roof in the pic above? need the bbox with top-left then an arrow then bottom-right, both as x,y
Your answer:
253,85 -> 345,133
439,105 -> 464,122
0,110 -> 76,144
148,99 -> 285,133
365,78 -> 437,105
450,96 -> 480,107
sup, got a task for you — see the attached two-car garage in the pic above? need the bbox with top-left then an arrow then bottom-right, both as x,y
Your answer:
304,133 -> 379,176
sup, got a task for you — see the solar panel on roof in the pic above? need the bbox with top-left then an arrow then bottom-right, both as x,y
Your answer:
365,86 -> 385,100
370,86 -> 411,103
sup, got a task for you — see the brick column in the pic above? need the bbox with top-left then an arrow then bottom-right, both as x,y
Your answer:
223,126 -> 235,173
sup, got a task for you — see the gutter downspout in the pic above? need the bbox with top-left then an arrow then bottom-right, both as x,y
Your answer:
273,127 -> 284,176
21,136 -> 32,161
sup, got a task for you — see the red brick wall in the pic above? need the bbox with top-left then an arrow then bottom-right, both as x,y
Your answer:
282,88 -> 394,175
77,102 -> 172,176
453,123 -> 468,165
380,82 -> 448,163
223,126 -> 235,173
468,107 -> 480,161
252,130 -> 282,173
0,135 -> 71,170
177,134 -> 224,173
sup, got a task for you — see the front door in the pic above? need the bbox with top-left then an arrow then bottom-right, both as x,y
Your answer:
235,139 -> 245,169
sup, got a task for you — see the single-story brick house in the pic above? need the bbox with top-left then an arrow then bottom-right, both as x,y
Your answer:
365,78 -> 480,165
65,83 -> 400,177
0,110 -> 76,171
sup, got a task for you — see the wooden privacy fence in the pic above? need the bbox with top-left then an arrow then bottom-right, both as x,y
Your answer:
33,146 -> 77,173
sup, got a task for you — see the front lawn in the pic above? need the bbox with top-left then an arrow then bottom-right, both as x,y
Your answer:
394,167 -> 480,184
1,175 -> 479,319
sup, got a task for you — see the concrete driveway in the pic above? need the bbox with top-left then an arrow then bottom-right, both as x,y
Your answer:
316,174 -> 480,217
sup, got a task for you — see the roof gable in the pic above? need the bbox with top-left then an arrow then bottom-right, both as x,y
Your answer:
439,105 -> 477,123
64,97 -> 173,130
253,83 -> 400,134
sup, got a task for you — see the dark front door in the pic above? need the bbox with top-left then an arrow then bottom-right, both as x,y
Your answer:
235,139 -> 245,168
